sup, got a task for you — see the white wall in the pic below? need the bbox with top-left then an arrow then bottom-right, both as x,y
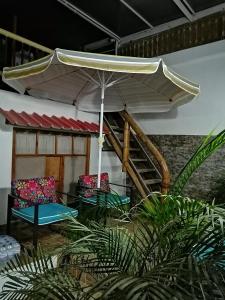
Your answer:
90,138 -> 126,194
0,89 -> 98,121
134,40 -> 225,135
0,113 -> 13,189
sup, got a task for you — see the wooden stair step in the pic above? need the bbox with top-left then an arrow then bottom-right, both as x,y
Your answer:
119,138 -> 135,143
137,168 -> 155,173
110,125 -> 123,132
132,158 -> 148,162
116,133 -> 134,139
144,179 -> 162,185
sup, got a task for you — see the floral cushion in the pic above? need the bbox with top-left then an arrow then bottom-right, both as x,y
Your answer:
78,173 -> 110,198
11,176 -> 59,208
38,177 -> 58,203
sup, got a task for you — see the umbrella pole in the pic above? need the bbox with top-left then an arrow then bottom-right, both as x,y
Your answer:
97,78 -> 105,189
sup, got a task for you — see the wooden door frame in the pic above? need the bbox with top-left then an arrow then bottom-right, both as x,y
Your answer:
45,156 -> 64,192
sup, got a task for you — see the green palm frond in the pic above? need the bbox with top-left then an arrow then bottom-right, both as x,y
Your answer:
171,129 -> 225,196
141,194 -> 206,225
88,255 -> 225,300
1,247 -> 54,281
1,270 -> 84,300
64,213 -> 225,298
194,128 -> 216,153
63,218 -> 141,276
141,194 -> 225,238
0,247 -> 86,300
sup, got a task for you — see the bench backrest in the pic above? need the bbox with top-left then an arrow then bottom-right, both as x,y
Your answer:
78,173 -> 110,198
11,176 -> 58,208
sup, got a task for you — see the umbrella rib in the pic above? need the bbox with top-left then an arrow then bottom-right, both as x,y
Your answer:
80,68 -> 100,86
131,75 -> 171,101
73,79 -> 92,106
105,72 -> 114,85
106,74 -> 130,88
26,66 -> 101,103
97,70 -> 103,86
25,67 -> 87,89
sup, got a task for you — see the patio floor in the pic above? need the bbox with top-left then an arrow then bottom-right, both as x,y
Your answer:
0,221 -> 68,254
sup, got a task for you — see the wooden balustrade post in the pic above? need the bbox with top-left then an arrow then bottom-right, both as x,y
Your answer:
122,120 -> 130,172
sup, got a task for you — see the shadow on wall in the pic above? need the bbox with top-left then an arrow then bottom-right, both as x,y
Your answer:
0,114 -> 12,132
134,108 -> 178,121
102,151 -> 126,195
0,188 -> 10,225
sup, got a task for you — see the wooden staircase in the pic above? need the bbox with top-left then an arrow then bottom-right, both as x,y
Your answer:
103,111 -> 170,198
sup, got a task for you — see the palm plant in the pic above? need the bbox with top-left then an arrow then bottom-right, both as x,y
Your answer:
2,194 -> 225,300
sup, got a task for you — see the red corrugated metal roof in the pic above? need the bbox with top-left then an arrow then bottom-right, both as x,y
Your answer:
0,109 -> 107,134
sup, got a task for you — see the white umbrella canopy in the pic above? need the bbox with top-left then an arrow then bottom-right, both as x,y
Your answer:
2,48 -> 200,187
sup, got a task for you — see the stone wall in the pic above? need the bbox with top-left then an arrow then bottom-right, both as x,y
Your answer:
150,135 -> 225,201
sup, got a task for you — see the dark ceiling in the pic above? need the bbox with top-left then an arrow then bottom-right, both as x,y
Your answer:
0,0 -> 225,51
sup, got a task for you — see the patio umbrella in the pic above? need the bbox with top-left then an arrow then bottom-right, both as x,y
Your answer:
2,49 -> 200,187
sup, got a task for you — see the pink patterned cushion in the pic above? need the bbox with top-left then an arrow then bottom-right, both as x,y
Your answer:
11,176 -> 59,208
79,173 -> 110,198
38,177 -> 58,203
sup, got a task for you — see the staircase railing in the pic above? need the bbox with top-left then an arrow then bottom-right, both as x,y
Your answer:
104,116 -> 147,198
0,28 -> 52,73
120,111 -> 170,194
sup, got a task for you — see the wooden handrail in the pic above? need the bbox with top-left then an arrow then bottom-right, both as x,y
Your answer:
120,111 -> 170,194
122,120 -> 130,172
0,28 -> 53,54
106,129 -> 147,199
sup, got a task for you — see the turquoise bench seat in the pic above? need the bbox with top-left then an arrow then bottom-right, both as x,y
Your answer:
81,193 -> 130,208
8,176 -> 79,248
78,173 -> 132,209
12,203 -> 78,225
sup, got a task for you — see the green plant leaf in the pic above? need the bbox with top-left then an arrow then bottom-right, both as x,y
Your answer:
171,129 -> 225,196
